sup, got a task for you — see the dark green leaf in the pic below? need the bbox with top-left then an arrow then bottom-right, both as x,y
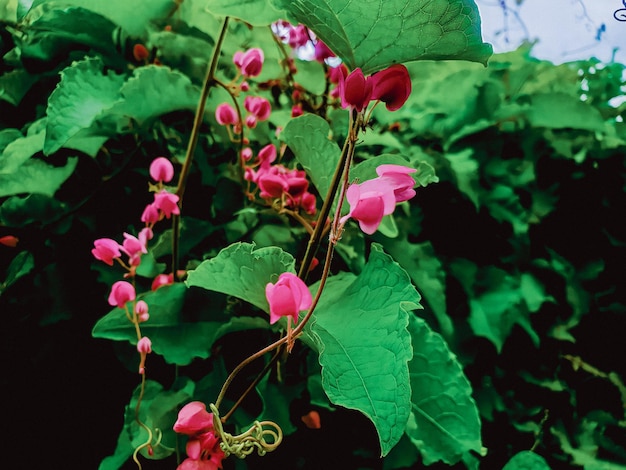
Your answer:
0,157 -> 78,198
502,451 -> 551,470
1,251 -> 34,295
0,194 -> 66,227
305,244 -> 421,456
405,314 -> 483,465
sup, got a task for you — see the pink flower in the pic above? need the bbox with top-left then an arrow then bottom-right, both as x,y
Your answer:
0,235 -> 18,247
215,103 -> 238,126
338,68 -> 372,112
244,96 -> 271,121
137,336 -> 152,353
265,272 -> 312,324
375,164 -> 417,202
141,203 -> 160,224
108,281 -> 136,308
121,232 -> 147,267
151,273 -> 174,291
341,178 -> 396,235
149,157 -> 175,183
291,104 -> 303,117
370,64 -> 412,111
328,64 -> 348,84
314,40 -> 335,62
174,402 -> 214,435
154,190 -> 180,218
258,172 -> 289,199
241,147 -> 253,161
135,300 -> 149,322
233,48 -> 264,78
92,238 -> 122,265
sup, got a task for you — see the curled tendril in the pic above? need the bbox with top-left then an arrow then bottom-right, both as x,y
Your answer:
209,404 -> 283,459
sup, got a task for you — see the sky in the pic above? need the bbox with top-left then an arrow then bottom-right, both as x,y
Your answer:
475,0 -> 626,65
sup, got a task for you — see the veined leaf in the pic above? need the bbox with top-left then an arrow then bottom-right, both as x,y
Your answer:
44,57 -> 125,155
305,244 -> 422,456
405,314 -> 483,465
273,0 -> 492,74
280,114 -> 341,201
186,242 -> 296,313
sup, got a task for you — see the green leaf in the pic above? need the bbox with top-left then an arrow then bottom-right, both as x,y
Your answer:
0,69 -> 39,106
0,124 -> 45,173
186,242 -> 296,313
405,314 -> 483,465
525,93 -> 605,132
44,57 -> 125,155
0,194 -> 66,227
280,114 -> 341,200
502,451 -> 551,470
206,0 -> 285,26
0,157 -> 78,198
273,0 -> 492,74
92,283 -> 247,365
1,251 -> 34,295
305,244 -> 421,456
107,65 -> 202,126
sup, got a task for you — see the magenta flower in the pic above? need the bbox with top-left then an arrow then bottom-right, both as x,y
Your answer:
338,68 -> 372,112
121,232 -> 148,267
149,157 -> 175,183
151,273 -> 174,291
92,238 -> 122,266
314,40 -> 335,62
376,164 -> 417,202
370,64 -> 412,111
341,178 -> 397,235
154,190 -> 180,218
137,336 -> 152,354
174,401 -> 214,436
108,281 -> 136,308
233,47 -> 264,77
244,96 -> 271,121
141,203 -> 160,224
265,272 -> 312,324
135,300 -> 149,322
258,172 -> 289,199
215,103 -> 238,126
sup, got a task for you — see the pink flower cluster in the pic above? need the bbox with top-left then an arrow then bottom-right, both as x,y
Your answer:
272,21 -> 337,64
242,144 -> 316,214
340,164 -> 417,235
173,402 -> 225,470
92,228 -> 153,269
141,157 -> 180,225
215,95 -> 271,134
265,272 -> 312,325
339,65 -> 412,113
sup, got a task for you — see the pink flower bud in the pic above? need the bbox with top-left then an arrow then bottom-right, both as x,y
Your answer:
215,103 -> 238,126
301,191 -> 317,214
245,115 -> 258,128
153,190 -> 180,218
92,238 -> 122,265
339,68 -> 372,112
135,300 -> 149,316
265,272 -> 312,325
291,104 -> 303,117
149,157 -> 175,183
137,336 -> 152,354
108,281 -> 136,308
151,273 -> 174,291
257,144 -> 277,164
173,401 -> 214,435
240,81 -> 250,91
370,64 -> 412,111
240,147 -> 253,161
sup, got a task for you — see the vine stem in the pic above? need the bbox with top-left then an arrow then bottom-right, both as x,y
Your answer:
171,16 -> 230,276
215,116 -> 361,417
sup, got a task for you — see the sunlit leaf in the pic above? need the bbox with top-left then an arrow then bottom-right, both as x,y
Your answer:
206,0 -> 285,26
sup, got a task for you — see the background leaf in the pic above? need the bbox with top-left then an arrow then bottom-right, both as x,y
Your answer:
44,57 -> 125,155
280,114 -> 341,200
273,0 -> 492,73
305,244 -> 421,456
206,0 -> 285,26
185,242 -> 296,313
405,314 -> 483,465
502,451 -> 551,470
0,157 -> 78,198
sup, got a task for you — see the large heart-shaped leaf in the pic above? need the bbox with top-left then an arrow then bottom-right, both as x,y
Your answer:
273,0 -> 492,73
